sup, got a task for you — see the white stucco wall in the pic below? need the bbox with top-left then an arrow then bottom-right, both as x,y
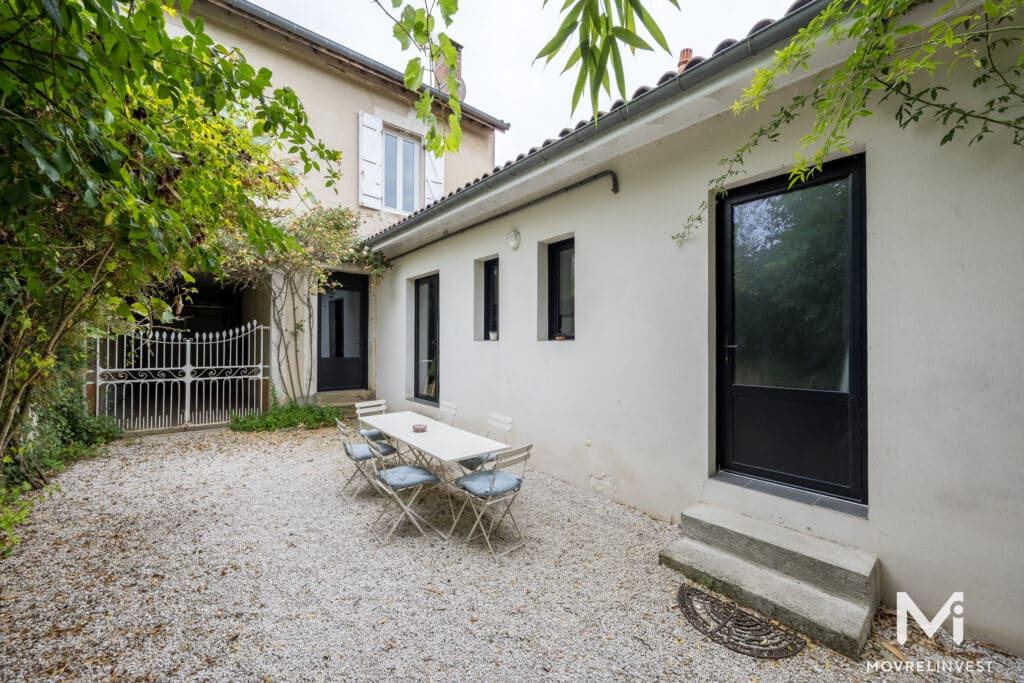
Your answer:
372,65 -> 1024,651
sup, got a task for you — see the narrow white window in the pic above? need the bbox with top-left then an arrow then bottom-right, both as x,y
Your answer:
383,131 -> 419,213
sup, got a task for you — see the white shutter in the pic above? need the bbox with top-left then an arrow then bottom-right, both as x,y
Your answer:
423,148 -> 445,206
358,112 -> 383,209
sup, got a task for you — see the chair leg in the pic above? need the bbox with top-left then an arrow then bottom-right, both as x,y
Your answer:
339,464 -> 362,500
461,493 -> 525,559
371,485 -> 448,544
448,493 -> 473,538
341,460 -> 376,501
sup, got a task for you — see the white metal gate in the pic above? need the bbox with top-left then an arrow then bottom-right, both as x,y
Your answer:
92,321 -> 269,432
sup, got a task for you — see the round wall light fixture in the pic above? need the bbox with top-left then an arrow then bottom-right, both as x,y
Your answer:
506,228 -> 521,251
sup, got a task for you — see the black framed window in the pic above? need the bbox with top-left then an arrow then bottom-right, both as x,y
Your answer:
483,258 -> 499,340
414,274 -> 439,402
548,238 -> 575,339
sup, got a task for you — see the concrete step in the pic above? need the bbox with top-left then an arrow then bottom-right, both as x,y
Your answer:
660,535 -> 875,659
316,390 -> 373,407
679,504 -> 878,604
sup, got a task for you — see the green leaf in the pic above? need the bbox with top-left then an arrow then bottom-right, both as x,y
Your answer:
894,23 -> 922,35
561,45 -> 582,74
610,39 -> 626,102
39,0 -> 62,30
536,12 -> 581,61
439,0 -> 458,26
626,0 -> 670,52
404,57 -> 423,90
570,58 -> 589,113
611,26 -> 652,51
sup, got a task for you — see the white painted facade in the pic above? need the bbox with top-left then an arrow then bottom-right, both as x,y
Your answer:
369,29 -> 1024,653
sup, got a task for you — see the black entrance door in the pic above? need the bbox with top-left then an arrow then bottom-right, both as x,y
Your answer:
717,156 -> 867,503
317,272 -> 368,392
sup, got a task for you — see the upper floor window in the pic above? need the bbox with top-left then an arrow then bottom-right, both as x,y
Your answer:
384,131 -> 418,213
358,111 -> 445,213
548,238 -> 574,339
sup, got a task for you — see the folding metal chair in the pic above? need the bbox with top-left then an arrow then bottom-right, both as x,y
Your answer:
337,419 -> 398,500
367,439 -> 447,544
458,412 -> 513,472
354,399 -> 388,443
438,400 -> 459,426
449,444 -> 531,558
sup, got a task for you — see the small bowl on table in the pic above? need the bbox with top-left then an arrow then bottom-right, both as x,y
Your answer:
412,424 -> 427,433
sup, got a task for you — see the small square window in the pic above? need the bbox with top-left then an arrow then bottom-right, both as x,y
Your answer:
483,258 -> 499,340
548,238 -> 574,339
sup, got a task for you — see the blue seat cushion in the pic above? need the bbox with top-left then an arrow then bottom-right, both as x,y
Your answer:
377,465 -> 439,491
343,442 -> 373,462
360,428 -> 384,440
456,470 -> 522,498
459,452 -> 499,471
371,442 -> 398,457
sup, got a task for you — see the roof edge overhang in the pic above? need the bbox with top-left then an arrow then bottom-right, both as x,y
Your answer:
365,0 -> 837,257
192,0 -> 511,132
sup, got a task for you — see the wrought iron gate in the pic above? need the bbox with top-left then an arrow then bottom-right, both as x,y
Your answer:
92,321 -> 269,432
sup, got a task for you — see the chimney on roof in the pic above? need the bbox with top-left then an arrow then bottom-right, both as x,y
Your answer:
677,47 -> 693,73
433,40 -> 467,100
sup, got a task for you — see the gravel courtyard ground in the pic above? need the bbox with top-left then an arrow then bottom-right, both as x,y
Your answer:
0,427 -> 1020,682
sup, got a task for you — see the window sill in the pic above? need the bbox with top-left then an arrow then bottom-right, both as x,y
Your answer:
406,396 -> 439,407
711,471 -> 868,519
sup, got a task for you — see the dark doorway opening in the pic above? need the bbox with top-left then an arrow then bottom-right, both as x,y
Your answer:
317,272 -> 369,392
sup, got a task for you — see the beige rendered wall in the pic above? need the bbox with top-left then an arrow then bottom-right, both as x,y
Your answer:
167,7 -> 497,238
373,69 -> 1024,652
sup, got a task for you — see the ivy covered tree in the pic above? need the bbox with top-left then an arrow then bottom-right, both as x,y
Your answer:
0,0 -> 340,480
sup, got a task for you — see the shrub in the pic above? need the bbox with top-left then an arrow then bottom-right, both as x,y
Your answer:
229,402 -> 343,432
0,483 -> 33,557
3,347 -> 123,488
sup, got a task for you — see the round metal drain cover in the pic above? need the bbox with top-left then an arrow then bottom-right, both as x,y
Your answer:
677,585 -> 806,659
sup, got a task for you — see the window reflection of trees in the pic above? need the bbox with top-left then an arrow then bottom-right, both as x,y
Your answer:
733,179 -> 851,392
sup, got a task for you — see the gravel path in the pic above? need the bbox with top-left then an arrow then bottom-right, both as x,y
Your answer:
0,428 -> 1020,682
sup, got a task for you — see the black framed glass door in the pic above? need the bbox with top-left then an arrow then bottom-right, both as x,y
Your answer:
414,274 -> 439,402
317,272 -> 368,391
716,155 -> 867,503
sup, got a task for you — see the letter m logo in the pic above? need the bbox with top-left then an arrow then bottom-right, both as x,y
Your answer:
896,592 -> 965,645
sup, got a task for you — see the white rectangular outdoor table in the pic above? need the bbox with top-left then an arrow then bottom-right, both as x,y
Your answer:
362,411 -> 508,464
